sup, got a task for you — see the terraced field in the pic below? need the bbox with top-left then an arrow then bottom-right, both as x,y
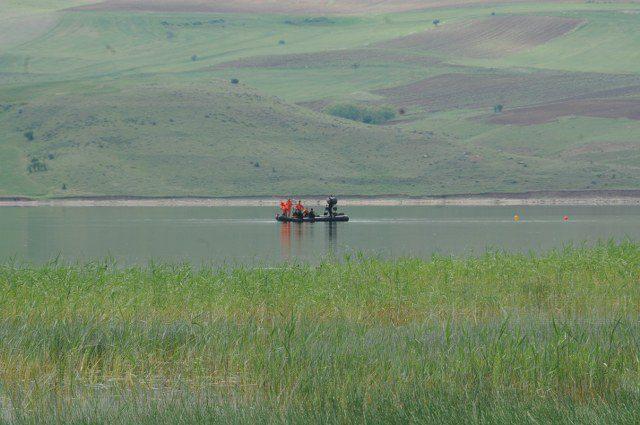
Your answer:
378,16 -> 585,58
489,98 -> 640,125
373,70 -> 640,111
1,0 -> 640,197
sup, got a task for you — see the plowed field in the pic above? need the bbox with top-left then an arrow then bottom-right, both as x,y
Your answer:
374,71 -> 640,111
378,16 -> 584,58
489,98 -> 640,125
217,49 -> 441,69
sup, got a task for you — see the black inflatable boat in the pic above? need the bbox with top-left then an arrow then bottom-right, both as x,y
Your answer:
276,214 -> 349,223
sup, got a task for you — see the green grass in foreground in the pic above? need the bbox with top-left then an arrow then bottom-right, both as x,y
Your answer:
1,241 -> 639,423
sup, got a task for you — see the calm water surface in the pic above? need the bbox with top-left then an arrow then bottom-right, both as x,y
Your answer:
0,205 -> 638,265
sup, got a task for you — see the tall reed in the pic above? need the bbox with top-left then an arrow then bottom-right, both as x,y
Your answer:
0,241 -> 638,423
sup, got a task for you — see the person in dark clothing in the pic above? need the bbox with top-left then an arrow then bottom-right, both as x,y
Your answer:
325,196 -> 337,217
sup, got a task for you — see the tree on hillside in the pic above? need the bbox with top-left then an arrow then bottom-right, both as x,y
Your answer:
326,103 -> 396,125
494,104 -> 504,113
27,158 -> 47,173
433,19 -> 441,26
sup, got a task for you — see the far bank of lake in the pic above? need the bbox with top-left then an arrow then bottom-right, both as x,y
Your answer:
3,190 -> 640,207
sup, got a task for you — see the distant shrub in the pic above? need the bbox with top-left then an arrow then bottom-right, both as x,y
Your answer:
162,19 -> 225,28
326,103 -> 396,125
230,78 -> 240,84
24,131 -> 34,141
433,19 -> 441,26
191,54 -> 198,61
494,104 -> 504,113
62,183 -> 67,190
27,158 -> 46,173
304,17 -> 334,25
398,107 -> 406,115
278,40 -> 286,45
284,17 -> 334,26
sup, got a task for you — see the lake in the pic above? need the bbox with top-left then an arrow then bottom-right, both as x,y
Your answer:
0,205 -> 638,265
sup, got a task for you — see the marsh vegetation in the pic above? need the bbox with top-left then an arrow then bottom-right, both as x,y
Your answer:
1,242 -> 638,423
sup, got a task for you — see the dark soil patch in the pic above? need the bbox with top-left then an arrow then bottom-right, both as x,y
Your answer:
377,16 -> 584,58
216,49 -> 441,70
489,98 -> 640,125
373,70 -> 640,112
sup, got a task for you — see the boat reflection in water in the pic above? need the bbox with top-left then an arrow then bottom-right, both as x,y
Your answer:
326,222 -> 338,258
278,221 -> 339,261
279,222 -> 292,261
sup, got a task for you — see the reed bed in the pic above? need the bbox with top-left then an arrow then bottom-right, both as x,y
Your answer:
0,242 -> 639,423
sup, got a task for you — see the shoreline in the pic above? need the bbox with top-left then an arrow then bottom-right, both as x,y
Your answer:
2,190 -> 640,207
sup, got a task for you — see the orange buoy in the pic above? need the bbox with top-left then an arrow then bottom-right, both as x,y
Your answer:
514,214 -> 520,222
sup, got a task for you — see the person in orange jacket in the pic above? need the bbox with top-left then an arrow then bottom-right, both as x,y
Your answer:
286,199 -> 293,216
294,200 -> 304,218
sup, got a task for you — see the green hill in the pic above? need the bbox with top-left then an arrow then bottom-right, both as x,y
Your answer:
1,1 -> 640,197
1,74 -> 460,196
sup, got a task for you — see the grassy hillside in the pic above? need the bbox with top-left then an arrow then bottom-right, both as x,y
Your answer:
2,74 -> 465,196
0,1 -> 639,197
1,242 -> 639,422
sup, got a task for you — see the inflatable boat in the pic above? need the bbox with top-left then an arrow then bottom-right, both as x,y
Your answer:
276,214 -> 349,223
